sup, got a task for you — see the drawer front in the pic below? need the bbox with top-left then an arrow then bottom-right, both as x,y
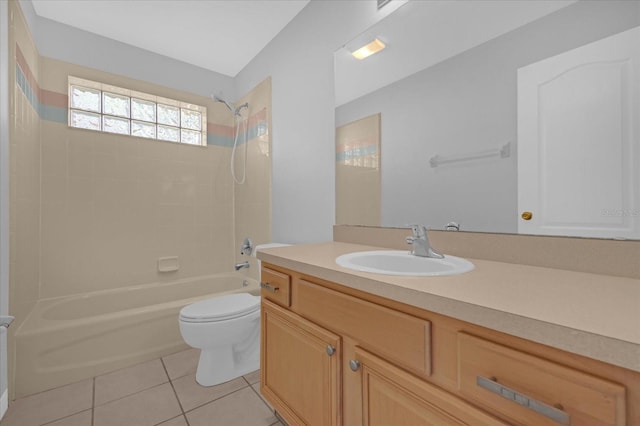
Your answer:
260,267 -> 291,307
354,347 -> 508,426
457,333 -> 626,426
295,278 -> 431,377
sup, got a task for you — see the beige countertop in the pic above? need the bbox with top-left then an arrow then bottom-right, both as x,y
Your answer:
257,241 -> 640,373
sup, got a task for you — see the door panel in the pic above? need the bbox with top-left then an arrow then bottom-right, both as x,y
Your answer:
261,300 -> 341,426
518,27 -> 639,238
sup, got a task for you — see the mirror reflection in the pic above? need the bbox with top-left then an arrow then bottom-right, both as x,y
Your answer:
335,0 -> 639,239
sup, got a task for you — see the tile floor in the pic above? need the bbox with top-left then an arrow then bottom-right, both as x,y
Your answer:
1,348 -> 284,426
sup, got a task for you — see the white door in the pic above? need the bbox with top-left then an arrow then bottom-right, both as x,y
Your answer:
517,27 -> 639,239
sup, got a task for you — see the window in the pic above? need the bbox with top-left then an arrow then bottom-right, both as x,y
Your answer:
68,76 -> 207,146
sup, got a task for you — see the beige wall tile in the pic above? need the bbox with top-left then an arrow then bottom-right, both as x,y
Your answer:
234,78 -> 272,258
336,114 -> 381,226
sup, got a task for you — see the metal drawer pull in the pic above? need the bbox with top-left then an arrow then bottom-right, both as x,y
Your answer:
476,376 -> 570,425
260,282 -> 279,293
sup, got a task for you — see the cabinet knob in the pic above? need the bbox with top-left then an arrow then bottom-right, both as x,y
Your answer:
326,345 -> 336,356
521,211 -> 533,221
349,359 -> 361,372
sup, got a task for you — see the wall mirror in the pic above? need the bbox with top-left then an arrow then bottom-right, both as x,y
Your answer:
334,0 -> 639,239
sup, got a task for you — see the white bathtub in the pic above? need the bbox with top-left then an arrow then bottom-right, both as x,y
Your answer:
14,273 -> 259,398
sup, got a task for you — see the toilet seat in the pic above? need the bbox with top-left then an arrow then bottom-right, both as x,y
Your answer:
179,293 -> 259,323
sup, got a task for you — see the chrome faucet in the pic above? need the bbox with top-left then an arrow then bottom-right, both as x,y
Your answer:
234,261 -> 250,271
406,225 -> 444,258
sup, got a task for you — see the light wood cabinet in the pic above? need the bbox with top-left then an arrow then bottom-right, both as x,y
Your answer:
350,346 -> 508,425
260,263 -> 638,426
260,299 -> 341,426
458,333 -> 626,425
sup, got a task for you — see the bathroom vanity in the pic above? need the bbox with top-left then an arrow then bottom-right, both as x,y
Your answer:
258,240 -> 640,426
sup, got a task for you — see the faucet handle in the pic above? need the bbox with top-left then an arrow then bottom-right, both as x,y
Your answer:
406,224 -> 427,238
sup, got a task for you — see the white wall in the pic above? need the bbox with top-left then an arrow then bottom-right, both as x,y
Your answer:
18,0 -> 235,99
235,1 -> 402,243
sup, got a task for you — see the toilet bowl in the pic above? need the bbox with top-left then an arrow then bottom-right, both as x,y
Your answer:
179,292 -> 260,386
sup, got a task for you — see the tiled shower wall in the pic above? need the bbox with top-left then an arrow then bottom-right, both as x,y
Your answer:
8,0 -> 271,398
8,0 -> 40,395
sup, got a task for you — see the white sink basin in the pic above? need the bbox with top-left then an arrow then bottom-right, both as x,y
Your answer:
335,250 -> 474,276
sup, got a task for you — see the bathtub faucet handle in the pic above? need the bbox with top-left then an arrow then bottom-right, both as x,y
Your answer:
240,238 -> 253,256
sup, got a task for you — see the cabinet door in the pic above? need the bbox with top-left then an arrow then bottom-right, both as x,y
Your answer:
261,299 -> 341,426
349,347 -> 507,426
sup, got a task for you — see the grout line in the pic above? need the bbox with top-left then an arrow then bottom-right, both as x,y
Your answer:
248,381 -> 276,414
91,377 -> 95,426
93,381 -> 169,409
152,414 -> 187,426
39,409 -> 92,426
161,357 -> 189,425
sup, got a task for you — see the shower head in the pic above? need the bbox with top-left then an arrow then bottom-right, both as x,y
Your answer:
212,95 -> 248,117
212,95 -> 234,113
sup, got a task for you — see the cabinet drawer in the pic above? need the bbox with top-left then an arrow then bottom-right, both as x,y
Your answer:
260,267 -> 291,307
353,346 -> 508,426
295,278 -> 431,377
457,333 -> 626,426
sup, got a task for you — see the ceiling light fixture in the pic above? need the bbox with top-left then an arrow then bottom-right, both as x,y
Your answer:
351,38 -> 386,60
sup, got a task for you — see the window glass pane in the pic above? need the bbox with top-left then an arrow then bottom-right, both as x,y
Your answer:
103,116 -> 130,135
132,98 -> 156,122
103,92 -> 130,118
132,121 -> 156,139
181,129 -> 202,145
158,125 -> 180,142
70,86 -> 101,112
70,110 -> 101,130
181,109 -> 202,130
157,104 -> 179,126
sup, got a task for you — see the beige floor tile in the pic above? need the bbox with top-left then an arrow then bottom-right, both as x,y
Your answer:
186,387 -> 277,426
156,415 -> 188,426
43,410 -> 92,426
173,375 -> 247,412
94,359 -> 168,406
0,379 -> 93,426
243,369 -> 260,385
251,382 -> 273,411
93,383 -> 181,426
162,348 -> 199,380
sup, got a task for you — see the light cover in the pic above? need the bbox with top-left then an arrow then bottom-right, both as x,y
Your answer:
351,38 -> 386,60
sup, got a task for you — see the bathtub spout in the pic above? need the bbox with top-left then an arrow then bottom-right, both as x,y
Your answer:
234,261 -> 250,271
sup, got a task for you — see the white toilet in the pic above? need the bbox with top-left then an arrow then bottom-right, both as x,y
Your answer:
179,293 -> 260,386
179,243 -> 290,387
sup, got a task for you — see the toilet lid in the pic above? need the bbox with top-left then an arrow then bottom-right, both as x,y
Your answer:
179,293 -> 259,322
